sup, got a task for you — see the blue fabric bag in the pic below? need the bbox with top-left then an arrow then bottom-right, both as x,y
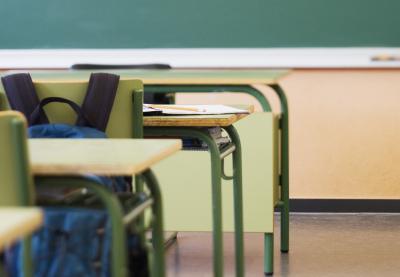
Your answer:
2,73 -> 148,276
6,123 -> 147,277
6,208 -> 111,277
28,124 -> 130,193
28,123 -> 107,139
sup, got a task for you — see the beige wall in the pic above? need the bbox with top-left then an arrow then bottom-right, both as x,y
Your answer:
177,69 -> 400,199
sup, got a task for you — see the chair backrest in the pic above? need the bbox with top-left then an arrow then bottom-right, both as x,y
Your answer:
70,64 -> 173,104
0,111 -> 34,206
0,77 -> 144,138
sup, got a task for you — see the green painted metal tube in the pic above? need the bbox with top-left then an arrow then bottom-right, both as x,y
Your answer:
11,119 -> 34,277
142,169 -> 166,277
144,127 -> 225,277
224,125 -> 245,277
131,88 -> 147,246
221,159 -> 234,181
132,88 -> 144,139
11,119 -> 34,206
35,177 -> 128,277
270,84 -> 290,253
144,85 -> 272,112
21,236 -> 33,277
264,233 -> 274,275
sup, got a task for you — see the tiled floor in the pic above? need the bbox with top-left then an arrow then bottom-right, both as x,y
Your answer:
166,213 -> 400,276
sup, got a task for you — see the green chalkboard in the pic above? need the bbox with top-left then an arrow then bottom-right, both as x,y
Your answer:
1,0 -> 400,49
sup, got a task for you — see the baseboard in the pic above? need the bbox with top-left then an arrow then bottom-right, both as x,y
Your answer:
282,199 -> 400,213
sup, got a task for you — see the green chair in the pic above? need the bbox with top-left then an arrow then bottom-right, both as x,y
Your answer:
0,79 -> 165,277
0,111 -> 36,277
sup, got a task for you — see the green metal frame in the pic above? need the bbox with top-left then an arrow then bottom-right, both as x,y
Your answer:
264,233 -> 274,275
35,177 -> 128,277
35,169 -> 165,277
146,85 -> 272,112
10,118 -> 35,277
144,83 -> 290,275
142,169 -> 165,277
132,88 -> 144,138
144,125 -> 244,277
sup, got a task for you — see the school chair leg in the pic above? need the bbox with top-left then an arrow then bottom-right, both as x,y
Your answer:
142,169 -> 166,277
225,125 -> 245,277
134,175 -> 148,248
75,178 -> 129,277
22,236 -> 33,277
264,233 -> 274,275
36,177 -> 129,277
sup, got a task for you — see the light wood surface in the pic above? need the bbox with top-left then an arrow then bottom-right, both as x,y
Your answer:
0,208 -> 43,251
8,69 -> 289,85
29,139 -> 182,176
144,105 -> 254,127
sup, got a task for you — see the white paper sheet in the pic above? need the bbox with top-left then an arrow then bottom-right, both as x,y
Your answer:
143,104 -> 249,115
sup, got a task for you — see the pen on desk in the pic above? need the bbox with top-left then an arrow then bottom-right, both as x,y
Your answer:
371,55 -> 400,62
147,104 -> 206,112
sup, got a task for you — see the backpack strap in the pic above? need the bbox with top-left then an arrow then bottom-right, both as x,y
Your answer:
30,97 -> 95,127
1,73 -> 49,125
76,73 -> 120,132
70,64 -> 172,104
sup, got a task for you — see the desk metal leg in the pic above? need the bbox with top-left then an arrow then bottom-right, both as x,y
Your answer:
144,127 -> 225,277
142,169 -> 166,277
270,84 -> 290,253
22,236 -> 33,277
264,233 -> 274,275
224,125 -> 245,277
12,119 -> 34,277
207,135 -> 224,277
36,177 -> 128,277
35,172 -> 166,277
144,84 -> 283,273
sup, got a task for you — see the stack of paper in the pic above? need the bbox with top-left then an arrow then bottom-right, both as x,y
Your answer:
182,127 -> 230,150
143,104 -> 249,115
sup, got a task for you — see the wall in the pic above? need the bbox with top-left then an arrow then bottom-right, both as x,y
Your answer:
176,69 -> 400,199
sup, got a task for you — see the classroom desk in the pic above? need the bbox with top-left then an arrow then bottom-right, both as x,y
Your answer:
138,69 -> 289,276
29,138 -> 182,277
29,139 -> 181,176
144,108 -> 251,277
6,69 -> 289,275
0,208 -> 43,252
